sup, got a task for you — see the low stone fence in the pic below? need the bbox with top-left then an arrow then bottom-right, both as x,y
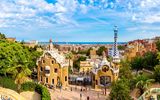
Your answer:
0,87 -> 26,100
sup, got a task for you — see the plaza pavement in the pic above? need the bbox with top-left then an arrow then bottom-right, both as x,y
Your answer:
50,85 -> 109,100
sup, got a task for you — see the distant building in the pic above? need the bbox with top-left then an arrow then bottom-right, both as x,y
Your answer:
24,40 -> 38,48
125,39 -> 157,60
90,49 -> 97,59
6,37 -> 16,42
79,61 -> 92,74
37,39 -> 69,88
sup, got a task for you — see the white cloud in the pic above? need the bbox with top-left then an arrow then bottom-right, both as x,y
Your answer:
0,0 -> 160,28
0,0 -> 80,28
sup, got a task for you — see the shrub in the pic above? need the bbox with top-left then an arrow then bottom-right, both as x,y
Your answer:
35,84 -> 51,100
0,77 -> 17,91
21,82 -> 36,91
21,82 -> 51,100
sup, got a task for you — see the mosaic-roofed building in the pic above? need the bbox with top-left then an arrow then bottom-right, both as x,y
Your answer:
91,26 -> 120,89
37,39 -> 69,88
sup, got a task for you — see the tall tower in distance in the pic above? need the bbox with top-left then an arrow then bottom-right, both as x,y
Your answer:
48,38 -> 54,51
113,26 -> 118,57
112,26 -> 120,63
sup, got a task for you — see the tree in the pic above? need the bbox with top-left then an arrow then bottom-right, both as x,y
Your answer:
96,46 -> 107,56
86,47 -> 93,56
119,60 -> 133,79
14,64 -> 31,92
153,65 -> 160,83
130,56 -> 144,72
65,52 -> 73,73
118,45 -> 126,50
110,78 -> 132,100
73,56 -> 86,70
134,75 -> 154,95
143,51 -> 158,70
156,40 -> 160,51
0,33 -> 6,39
0,39 -> 41,77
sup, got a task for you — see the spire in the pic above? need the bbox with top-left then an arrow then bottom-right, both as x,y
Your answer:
48,38 -> 53,51
49,38 -> 52,43
112,26 -> 120,63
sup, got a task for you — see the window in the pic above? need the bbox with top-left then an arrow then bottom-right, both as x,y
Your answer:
65,76 -> 67,81
52,79 -> 54,84
96,80 -> 98,85
52,60 -> 54,64
40,76 -> 42,81
43,60 -> 45,63
54,68 -> 58,73
100,76 -> 111,86
46,77 -> 48,83
40,67 -> 43,71
45,69 -> 50,74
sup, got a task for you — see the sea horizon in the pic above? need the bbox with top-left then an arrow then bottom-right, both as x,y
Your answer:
38,42 -> 127,45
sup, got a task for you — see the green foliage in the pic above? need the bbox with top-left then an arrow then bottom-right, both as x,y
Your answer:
130,56 -> 144,71
134,75 -> 155,95
21,82 -> 51,100
110,78 -> 132,100
96,46 -> 107,56
154,65 -> 160,83
86,47 -> 93,56
143,52 -> 158,70
73,56 -> 86,70
77,50 -> 88,55
0,39 -> 42,92
156,40 -> 160,51
157,95 -> 160,100
0,39 -> 42,76
130,52 -> 158,71
35,84 -> 51,100
21,82 -> 36,91
118,45 -> 126,50
119,60 -> 133,79
0,33 -> 6,39
0,77 -> 17,91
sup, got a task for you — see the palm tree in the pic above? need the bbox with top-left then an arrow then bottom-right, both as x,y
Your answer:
5,62 -> 31,92
15,65 -> 31,92
65,52 -> 73,73
135,75 -> 155,95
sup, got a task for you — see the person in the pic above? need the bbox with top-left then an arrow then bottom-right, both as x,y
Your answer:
60,85 -> 62,92
80,93 -> 82,100
87,96 -> 89,100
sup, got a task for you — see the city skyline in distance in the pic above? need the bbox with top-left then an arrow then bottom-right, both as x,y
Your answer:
0,0 -> 160,42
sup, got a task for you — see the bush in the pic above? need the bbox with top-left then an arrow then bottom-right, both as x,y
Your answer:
21,82 -> 36,91
21,82 -> 51,100
0,77 -> 17,91
35,84 -> 51,100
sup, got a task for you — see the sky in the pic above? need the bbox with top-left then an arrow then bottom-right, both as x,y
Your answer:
0,0 -> 160,42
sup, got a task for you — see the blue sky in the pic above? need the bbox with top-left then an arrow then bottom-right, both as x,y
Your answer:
0,0 -> 160,42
